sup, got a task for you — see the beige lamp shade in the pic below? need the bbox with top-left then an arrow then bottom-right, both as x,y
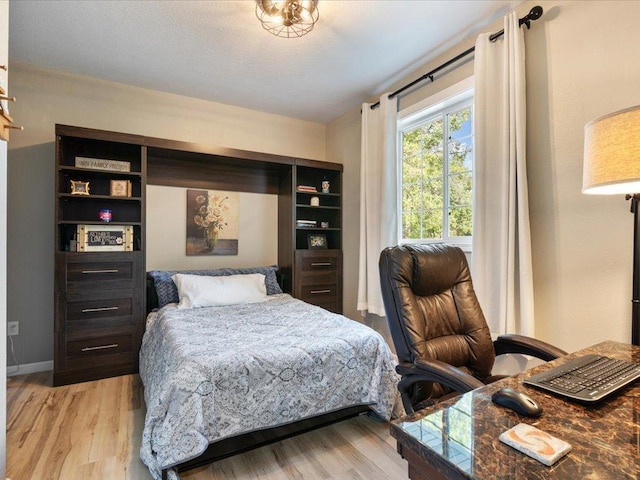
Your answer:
583,104 -> 640,195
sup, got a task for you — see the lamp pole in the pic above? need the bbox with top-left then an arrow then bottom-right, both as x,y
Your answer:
629,194 -> 640,345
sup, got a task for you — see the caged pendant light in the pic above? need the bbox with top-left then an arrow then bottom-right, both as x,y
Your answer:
255,0 -> 319,38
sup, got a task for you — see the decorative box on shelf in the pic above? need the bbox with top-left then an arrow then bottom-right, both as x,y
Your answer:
296,219 -> 317,228
110,179 -> 132,197
76,224 -> 134,252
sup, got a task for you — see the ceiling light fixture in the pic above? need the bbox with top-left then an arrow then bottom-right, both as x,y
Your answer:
255,0 -> 319,38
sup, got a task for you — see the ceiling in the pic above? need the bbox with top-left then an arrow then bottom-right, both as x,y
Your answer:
8,0 -> 521,124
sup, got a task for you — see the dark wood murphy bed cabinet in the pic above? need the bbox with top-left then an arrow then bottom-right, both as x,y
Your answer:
54,125 -> 343,385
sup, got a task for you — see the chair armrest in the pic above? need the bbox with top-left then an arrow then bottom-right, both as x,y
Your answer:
395,362 -> 416,375
413,357 -> 485,393
395,358 -> 484,415
493,334 -> 567,361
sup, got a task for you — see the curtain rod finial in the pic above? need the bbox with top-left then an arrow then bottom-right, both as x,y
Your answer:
529,6 -> 543,21
520,6 -> 543,29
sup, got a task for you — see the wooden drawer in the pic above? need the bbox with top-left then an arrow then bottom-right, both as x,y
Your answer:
58,253 -> 143,298
67,334 -> 132,358
300,284 -> 339,313
67,297 -> 132,320
297,250 -> 339,272
300,283 -> 339,312
67,260 -> 133,283
308,298 -> 339,313
298,268 -> 337,286
300,283 -> 338,299
295,250 -> 339,286
67,260 -> 134,293
66,296 -> 134,333
65,334 -> 133,371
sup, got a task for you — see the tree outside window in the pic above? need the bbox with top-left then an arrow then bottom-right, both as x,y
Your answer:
399,93 -> 473,245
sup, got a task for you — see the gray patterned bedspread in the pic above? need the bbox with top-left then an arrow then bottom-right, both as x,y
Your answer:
139,294 -> 399,479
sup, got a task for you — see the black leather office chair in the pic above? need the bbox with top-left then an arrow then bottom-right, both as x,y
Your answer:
379,243 -> 567,414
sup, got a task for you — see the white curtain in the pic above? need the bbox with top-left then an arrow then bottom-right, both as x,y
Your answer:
472,12 -> 535,336
357,93 -> 398,316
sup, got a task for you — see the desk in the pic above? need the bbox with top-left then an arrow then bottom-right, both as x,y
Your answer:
391,341 -> 640,479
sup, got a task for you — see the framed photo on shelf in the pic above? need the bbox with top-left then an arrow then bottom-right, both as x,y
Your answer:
110,179 -> 132,197
307,233 -> 328,249
70,180 -> 90,195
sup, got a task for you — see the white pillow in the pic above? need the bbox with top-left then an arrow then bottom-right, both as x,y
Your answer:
172,273 -> 268,309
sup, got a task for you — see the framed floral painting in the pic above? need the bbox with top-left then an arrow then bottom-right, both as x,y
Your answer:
186,189 -> 239,255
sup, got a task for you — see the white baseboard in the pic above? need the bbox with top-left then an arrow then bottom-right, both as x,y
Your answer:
6,360 -> 53,377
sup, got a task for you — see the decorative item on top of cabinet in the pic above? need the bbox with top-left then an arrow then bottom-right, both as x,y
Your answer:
322,177 -> 330,193
54,124 -> 146,386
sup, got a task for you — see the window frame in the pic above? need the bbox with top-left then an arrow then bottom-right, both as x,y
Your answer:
397,78 -> 474,251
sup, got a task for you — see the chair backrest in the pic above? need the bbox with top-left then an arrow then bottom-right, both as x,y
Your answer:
379,243 -> 495,399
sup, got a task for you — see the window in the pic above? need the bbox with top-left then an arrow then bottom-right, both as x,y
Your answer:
398,86 -> 473,248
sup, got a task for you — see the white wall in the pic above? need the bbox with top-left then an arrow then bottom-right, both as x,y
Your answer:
525,0 -> 640,350
327,0 -> 640,353
7,63 -> 326,366
326,109 -> 361,321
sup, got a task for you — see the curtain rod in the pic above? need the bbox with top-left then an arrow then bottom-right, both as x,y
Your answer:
369,6 -> 543,110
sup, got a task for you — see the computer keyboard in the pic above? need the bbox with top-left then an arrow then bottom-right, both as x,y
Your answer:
523,354 -> 640,402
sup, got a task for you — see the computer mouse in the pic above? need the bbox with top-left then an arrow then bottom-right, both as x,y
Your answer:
491,387 -> 543,417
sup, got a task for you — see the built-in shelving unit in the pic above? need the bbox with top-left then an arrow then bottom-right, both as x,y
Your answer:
54,125 -> 146,386
53,125 -> 343,385
292,164 -> 343,313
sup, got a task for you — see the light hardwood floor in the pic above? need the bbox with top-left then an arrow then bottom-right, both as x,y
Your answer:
7,371 -> 408,479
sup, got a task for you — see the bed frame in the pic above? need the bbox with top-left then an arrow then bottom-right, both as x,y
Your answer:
162,405 -> 370,479
145,277 -> 372,479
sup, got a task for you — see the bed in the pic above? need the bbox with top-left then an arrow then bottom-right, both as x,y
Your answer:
140,267 -> 400,480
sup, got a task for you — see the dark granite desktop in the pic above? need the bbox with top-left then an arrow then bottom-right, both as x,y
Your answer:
392,341 -> 640,479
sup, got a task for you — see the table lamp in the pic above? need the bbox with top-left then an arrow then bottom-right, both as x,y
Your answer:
583,104 -> 640,345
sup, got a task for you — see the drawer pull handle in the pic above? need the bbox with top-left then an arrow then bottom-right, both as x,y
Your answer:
81,343 -> 118,352
81,306 -> 119,313
81,269 -> 119,274
311,262 -> 332,266
310,289 -> 331,294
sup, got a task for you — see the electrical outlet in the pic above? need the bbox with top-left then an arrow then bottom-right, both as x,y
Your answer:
7,321 -> 19,336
